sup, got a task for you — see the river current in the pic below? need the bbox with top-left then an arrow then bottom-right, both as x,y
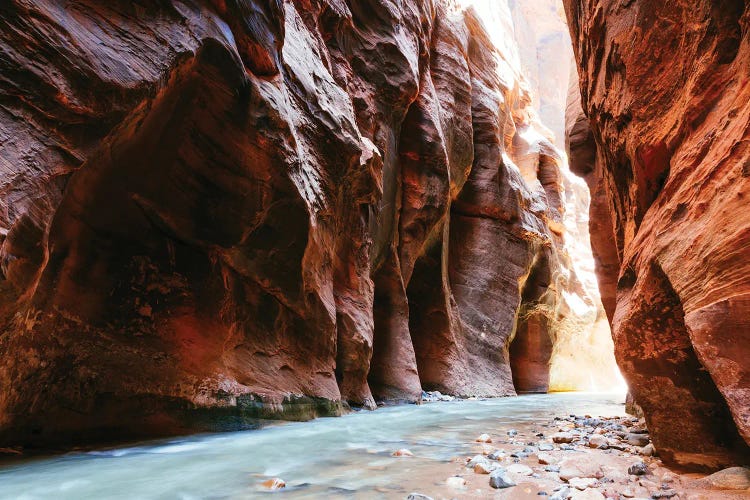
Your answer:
0,392 -> 627,499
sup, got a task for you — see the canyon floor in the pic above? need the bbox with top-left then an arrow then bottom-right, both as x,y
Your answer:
0,393 -> 748,499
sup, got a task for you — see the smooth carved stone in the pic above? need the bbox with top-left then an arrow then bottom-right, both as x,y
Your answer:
564,0 -> 750,470
0,0 -> 612,448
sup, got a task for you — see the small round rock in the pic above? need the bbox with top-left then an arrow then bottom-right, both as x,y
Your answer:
628,461 -> 649,476
476,433 -> 493,443
260,478 -> 286,490
392,448 -> 414,457
552,432 -> 575,443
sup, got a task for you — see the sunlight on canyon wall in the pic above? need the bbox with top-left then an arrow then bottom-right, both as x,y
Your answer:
458,0 -> 624,392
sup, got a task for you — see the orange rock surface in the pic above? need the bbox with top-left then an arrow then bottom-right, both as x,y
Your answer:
565,0 -> 750,470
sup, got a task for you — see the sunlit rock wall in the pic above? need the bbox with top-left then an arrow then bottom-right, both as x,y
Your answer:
565,0 -> 750,469
1,0 -> 614,448
471,0 -> 621,392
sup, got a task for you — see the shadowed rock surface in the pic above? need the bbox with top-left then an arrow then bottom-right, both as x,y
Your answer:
0,0 -> 610,448
564,0 -> 750,470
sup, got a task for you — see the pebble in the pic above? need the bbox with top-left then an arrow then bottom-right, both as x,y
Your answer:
650,490 -> 677,498
446,476 -> 467,489
539,443 -> 555,451
639,444 -> 655,456
406,494 -> 434,500
625,433 -> 650,447
588,435 -> 608,448
507,463 -> 533,475
538,452 -> 557,465
568,477 -> 598,490
628,462 -> 649,476
392,449 -> 414,457
476,433 -> 492,443
479,444 -> 496,455
489,469 -> 516,489
550,486 -> 571,500
260,478 -> 286,490
467,455 -> 491,469
488,450 -> 505,460
545,465 -> 562,473
552,432 -> 575,443
421,390 -> 455,402
474,461 -> 497,474
508,429 -> 519,437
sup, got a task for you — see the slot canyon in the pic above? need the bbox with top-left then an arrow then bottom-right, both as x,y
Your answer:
0,0 -> 748,498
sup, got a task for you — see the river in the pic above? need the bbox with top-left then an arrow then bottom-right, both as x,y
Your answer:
0,392 -> 627,499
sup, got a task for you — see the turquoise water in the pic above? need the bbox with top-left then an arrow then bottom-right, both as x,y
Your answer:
0,392 -> 626,499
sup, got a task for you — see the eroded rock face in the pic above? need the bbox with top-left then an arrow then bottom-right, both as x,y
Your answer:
565,0 -> 750,470
0,0 -> 602,447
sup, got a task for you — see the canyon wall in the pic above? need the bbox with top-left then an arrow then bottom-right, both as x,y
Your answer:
565,0 -> 750,470
0,0 -> 603,448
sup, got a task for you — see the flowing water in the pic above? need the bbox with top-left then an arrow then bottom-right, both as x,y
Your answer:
0,392 -> 627,499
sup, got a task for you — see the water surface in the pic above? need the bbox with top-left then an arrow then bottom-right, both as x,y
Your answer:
0,392 -> 627,499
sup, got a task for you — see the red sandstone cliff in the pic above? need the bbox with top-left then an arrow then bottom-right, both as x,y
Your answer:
565,0 -> 750,470
0,0 -> 600,447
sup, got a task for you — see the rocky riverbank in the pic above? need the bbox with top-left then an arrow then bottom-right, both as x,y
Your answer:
257,406 -> 750,498
395,413 -> 750,499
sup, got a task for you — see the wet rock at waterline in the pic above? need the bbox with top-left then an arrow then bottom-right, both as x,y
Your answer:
393,449 -> 414,458
0,0 -> 619,448
260,478 -> 285,491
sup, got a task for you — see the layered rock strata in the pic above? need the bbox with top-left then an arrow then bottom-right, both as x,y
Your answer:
565,0 -> 750,470
1,0 -> 600,447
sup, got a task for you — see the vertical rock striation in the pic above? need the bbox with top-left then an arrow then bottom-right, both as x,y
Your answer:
0,0 -> 608,448
565,0 -> 750,470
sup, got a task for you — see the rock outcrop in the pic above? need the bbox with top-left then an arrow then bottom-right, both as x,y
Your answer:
0,0 -> 605,448
565,0 -> 750,470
